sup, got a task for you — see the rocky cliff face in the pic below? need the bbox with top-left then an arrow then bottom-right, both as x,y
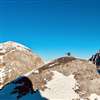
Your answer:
0,41 -> 44,89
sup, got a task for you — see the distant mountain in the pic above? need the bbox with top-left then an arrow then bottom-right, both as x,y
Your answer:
0,41 -> 44,89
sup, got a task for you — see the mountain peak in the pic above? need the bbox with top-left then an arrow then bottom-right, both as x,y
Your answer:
0,41 -> 32,53
0,41 -> 44,89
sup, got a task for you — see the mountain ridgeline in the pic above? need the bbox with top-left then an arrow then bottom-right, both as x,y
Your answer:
0,41 -> 100,99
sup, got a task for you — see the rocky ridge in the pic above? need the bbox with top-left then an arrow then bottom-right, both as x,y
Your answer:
37,57 -> 100,99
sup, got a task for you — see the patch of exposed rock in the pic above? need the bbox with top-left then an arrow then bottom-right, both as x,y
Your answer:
0,41 -> 44,89
28,69 -> 54,91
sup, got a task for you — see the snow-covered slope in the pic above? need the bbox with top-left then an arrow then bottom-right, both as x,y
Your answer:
89,94 -> 100,100
40,71 -> 79,100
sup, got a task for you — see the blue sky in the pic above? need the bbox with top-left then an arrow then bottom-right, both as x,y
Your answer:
0,0 -> 100,61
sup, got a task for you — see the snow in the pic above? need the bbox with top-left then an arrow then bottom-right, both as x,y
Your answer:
40,71 -> 79,100
0,66 -> 12,85
48,63 -> 56,67
0,67 -> 6,83
89,94 -> 100,100
0,44 -> 6,54
6,41 -> 31,51
23,69 -> 39,77
23,70 -> 35,76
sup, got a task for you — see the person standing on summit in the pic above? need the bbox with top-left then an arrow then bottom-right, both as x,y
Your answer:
95,50 -> 100,69
89,50 -> 100,69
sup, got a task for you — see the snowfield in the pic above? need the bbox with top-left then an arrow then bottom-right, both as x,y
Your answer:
40,71 -> 79,100
89,94 -> 100,100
